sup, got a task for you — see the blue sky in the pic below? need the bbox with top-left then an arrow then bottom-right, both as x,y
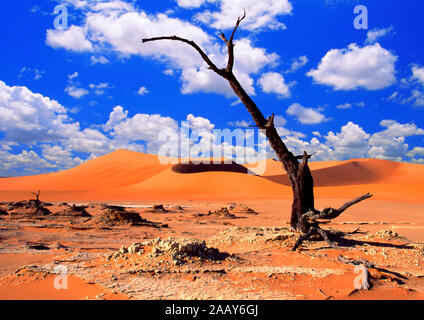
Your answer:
1,0 -> 424,177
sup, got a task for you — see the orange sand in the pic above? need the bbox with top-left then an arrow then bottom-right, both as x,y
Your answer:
0,150 -> 423,204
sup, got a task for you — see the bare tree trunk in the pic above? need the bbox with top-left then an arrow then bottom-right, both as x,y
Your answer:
142,12 -> 372,248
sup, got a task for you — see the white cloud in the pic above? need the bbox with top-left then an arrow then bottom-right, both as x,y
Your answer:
91,56 -> 110,64
138,86 -> 149,96
65,86 -> 89,98
46,26 -> 93,52
287,55 -> 308,73
412,65 -> 424,86
329,122 -> 367,147
407,147 -> 424,158
274,115 -> 287,127
396,65 -> 424,107
186,114 -> 215,131
365,26 -> 394,44
90,82 -> 111,95
41,145 -> 84,168
368,120 -> 424,161
65,72 -> 89,98
228,120 -> 250,128
104,106 -> 128,131
336,103 -> 352,109
0,80 -> 78,144
0,150 -> 56,177
163,69 -> 175,76
387,91 -> 399,101
46,1 -> 279,98
258,72 -> 290,98
307,43 -> 397,90
286,103 -> 327,124
2,80 -> 424,176
19,67 -> 45,80
194,0 -> 293,31
176,0 -> 217,8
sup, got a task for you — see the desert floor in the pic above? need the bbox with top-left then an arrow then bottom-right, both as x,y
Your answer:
0,150 -> 423,300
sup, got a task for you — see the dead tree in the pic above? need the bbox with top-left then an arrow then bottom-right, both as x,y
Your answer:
31,190 -> 41,214
142,12 -> 373,250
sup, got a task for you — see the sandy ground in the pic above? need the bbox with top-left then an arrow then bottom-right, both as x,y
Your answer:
0,150 -> 423,300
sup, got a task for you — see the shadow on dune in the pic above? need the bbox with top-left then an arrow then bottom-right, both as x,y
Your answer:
262,160 -> 400,187
172,161 -> 248,174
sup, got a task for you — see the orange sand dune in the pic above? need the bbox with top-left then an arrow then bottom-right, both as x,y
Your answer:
262,158 -> 401,186
0,150 -> 423,203
0,150 -> 172,191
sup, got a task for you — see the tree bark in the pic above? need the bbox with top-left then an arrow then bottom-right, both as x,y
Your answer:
142,13 -> 372,243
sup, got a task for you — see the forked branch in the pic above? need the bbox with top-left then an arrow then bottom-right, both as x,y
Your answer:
225,9 -> 246,72
292,193 -> 373,251
142,36 -> 227,77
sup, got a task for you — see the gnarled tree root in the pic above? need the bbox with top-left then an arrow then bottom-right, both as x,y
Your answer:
292,193 -> 373,251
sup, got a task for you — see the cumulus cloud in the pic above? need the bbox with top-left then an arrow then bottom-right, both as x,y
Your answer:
307,43 -> 397,90
194,0 -> 292,31
368,120 -> 424,161
326,122 -> 370,159
365,26 -> 394,44
412,65 -> 424,85
176,0 -> 217,8
2,80 -> 424,176
46,26 -> 93,52
0,80 -> 78,144
286,103 -> 327,124
46,1 -> 279,97
258,72 -> 290,98
65,86 -> 89,99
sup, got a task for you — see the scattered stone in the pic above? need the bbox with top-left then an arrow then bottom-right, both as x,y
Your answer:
6,199 -> 52,217
209,227 -> 297,249
229,204 -> 258,215
142,237 -> 231,263
101,204 -> 126,211
169,205 -> 185,212
0,207 -> 7,216
128,242 -> 144,255
148,204 -> 169,213
196,207 -> 238,219
53,205 -> 92,217
96,207 -> 146,226
367,230 -> 407,241
9,207 -> 51,217
119,246 -> 128,255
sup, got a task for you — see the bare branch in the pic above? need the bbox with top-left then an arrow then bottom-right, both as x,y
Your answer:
336,193 -> 373,213
301,193 -> 373,222
218,31 -> 229,45
295,153 -> 316,161
226,9 -> 247,72
229,9 -> 246,44
142,36 -> 227,77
